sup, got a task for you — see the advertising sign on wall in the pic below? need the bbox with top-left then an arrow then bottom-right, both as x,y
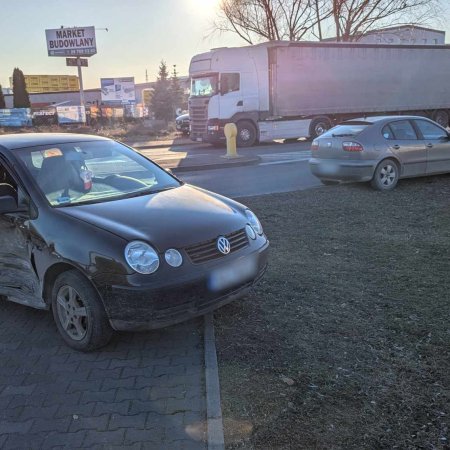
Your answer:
46,26 -> 97,57
101,77 -> 136,104
0,109 -> 32,127
56,106 -> 86,124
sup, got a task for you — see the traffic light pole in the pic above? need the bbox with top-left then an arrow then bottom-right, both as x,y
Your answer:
77,57 -> 85,108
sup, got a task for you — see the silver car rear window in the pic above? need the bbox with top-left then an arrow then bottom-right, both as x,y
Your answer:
322,124 -> 369,138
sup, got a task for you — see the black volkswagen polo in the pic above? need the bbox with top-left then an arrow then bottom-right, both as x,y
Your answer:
0,134 -> 268,351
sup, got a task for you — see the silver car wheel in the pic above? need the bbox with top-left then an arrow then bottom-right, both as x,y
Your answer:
56,285 -> 88,341
371,159 -> 399,191
380,164 -> 396,186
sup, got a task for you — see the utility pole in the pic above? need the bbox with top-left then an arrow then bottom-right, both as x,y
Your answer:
77,57 -> 85,107
145,69 -> 148,83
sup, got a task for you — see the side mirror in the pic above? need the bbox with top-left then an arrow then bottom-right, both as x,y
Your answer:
0,195 -> 19,214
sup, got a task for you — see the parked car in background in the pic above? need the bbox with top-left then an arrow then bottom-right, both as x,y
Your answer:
0,133 -> 269,351
309,116 -> 450,190
176,113 -> 190,135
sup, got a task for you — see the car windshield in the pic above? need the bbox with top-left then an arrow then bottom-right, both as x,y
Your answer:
190,75 -> 218,97
322,123 -> 370,137
14,140 -> 181,207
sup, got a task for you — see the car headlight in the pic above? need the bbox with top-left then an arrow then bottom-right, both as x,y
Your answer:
125,241 -> 159,274
165,249 -> 183,267
245,209 -> 263,235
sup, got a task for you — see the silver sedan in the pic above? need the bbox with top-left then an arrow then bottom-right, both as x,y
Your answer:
309,115 -> 450,190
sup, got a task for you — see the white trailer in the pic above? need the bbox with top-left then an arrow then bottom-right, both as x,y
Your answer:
188,41 -> 450,147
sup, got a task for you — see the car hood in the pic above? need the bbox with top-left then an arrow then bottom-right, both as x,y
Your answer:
58,185 -> 246,251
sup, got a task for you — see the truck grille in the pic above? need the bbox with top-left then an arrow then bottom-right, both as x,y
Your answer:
185,229 -> 249,264
189,102 -> 209,138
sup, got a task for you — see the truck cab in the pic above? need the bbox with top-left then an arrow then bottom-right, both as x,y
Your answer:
188,45 -> 268,147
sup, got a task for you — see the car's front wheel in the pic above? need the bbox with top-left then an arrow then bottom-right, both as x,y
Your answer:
51,270 -> 113,351
371,159 -> 399,191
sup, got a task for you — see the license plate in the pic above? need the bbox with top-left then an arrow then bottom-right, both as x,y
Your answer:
196,137 -> 202,142
209,255 -> 258,292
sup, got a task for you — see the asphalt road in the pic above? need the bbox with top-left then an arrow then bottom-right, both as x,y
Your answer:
176,141 -> 322,197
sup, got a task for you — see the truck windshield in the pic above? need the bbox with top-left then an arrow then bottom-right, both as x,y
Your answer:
191,75 -> 218,97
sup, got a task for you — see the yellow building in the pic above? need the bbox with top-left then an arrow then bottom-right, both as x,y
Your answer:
9,75 -> 80,93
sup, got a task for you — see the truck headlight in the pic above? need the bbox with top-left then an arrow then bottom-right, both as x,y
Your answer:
125,241 -> 160,274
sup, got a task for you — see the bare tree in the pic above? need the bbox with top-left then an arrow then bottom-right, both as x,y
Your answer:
214,0 -> 443,44
215,0 -> 332,44
331,0 -> 443,42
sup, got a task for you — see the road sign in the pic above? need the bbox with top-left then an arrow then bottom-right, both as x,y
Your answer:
66,58 -> 88,67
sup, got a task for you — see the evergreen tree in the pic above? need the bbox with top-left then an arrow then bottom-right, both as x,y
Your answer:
12,68 -> 30,108
150,61 -> 173,122
170,65 -> 186,115
0,85 -> 5,109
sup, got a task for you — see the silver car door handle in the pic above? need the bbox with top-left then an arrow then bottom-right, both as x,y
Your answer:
426,143 -> 433,148
392,144 -> 400,150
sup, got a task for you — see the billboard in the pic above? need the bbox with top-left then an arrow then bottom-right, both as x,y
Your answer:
56,106 -> 86,124
101,77 -> 136,104
46,26 -> 96,57
0,109 -> 32,127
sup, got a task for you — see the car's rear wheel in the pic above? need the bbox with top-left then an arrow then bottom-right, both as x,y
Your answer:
371,159 -> 399,191
52,270 -> 113,352
433,110 -> 449,128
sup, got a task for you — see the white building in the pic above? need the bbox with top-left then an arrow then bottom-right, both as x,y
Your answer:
356,25 -> 445,45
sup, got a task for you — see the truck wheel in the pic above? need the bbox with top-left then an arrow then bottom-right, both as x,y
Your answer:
236,121 -> 257,147
51,270 -> 113,352
309,117 -> 331,139
433,110 -> 449,128
370,159 -> 399,191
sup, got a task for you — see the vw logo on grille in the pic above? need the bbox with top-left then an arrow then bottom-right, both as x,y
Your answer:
217,236 -> 231,255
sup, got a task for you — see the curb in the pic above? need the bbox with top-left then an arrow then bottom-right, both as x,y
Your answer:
204,313 -> 225,450
170,156 -> 261,174
130,141 -> 204,150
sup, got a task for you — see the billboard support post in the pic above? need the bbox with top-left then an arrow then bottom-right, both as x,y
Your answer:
77,57 -> 85,108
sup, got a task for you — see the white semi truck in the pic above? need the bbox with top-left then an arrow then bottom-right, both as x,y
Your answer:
188,41 -> 450,147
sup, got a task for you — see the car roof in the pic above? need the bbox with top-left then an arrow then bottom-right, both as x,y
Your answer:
344,115 -> 431,124
0,133 -> 111,150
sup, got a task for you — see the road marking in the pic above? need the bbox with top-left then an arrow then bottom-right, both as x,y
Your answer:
259,151 -> 311,159
259,158 -> 311,166
258,151 -> 312,166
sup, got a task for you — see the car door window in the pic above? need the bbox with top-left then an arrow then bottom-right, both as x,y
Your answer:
381,125 -> 395,140
0,161 -> 29,208
388,121 -> 417,140
414,120 -> 448,140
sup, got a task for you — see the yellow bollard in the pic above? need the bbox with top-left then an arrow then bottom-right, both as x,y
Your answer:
223,123 -> 240,158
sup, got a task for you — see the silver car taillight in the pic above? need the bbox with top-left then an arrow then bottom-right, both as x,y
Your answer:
342,141 -> 363,152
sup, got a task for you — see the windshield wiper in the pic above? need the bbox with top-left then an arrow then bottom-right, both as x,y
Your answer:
122,186 -> 177,199
332,133 -> 355,137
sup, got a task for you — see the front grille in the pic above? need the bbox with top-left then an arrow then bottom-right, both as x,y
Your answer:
189,103 -> 208,136
185,229 -> 249,264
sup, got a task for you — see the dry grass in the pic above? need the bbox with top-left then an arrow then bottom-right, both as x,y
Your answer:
215,176 -> 450,449
0,123 -> 180,141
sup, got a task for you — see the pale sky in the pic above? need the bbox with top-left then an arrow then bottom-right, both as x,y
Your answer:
1,0 -> 449,90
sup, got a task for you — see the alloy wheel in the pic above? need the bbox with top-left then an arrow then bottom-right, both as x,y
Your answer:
56,285 -> 88,341
379,164 -> 396,187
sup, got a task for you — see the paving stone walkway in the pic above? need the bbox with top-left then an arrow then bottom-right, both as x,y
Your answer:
0,300 -> 207,450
